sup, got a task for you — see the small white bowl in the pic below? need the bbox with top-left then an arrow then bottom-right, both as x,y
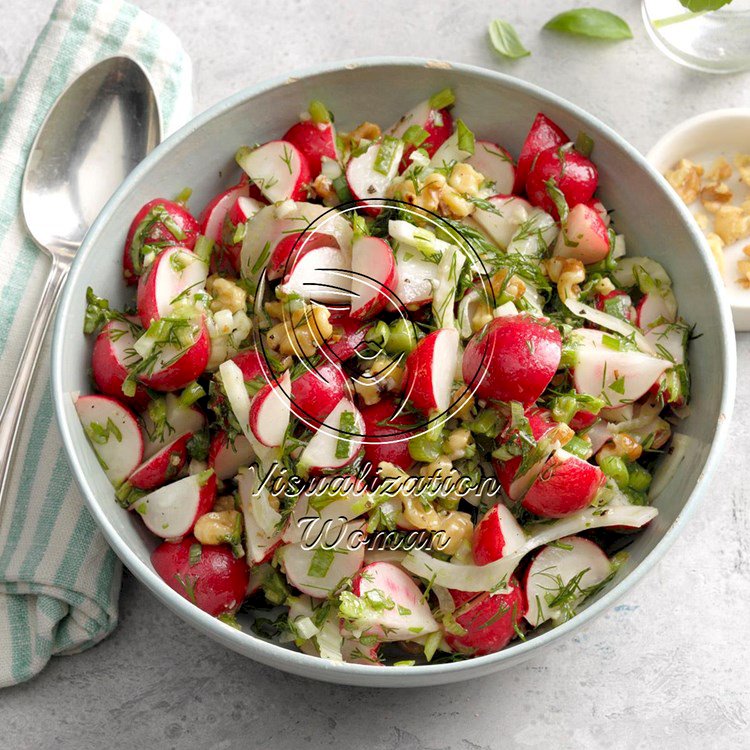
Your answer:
648,108 -> 750,331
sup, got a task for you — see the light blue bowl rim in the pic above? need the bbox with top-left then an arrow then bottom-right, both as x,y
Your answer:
51,56 -> 737,683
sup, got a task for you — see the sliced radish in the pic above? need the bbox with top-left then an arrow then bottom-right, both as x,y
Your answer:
473,195 -> 535,250
359,395 -> 416,472
237,467 -> 284,564
645,322 -> 687,365
429,130 -> 474,169
327,316 -> 369,361
282,119 -> 337,177
342,636 -> 382,665
466,141 -> 515,195
444,580 -> 525,655
267,230 -> 340,281
278,242 -> 352,305
588,199 -> 610,227
218,359 -> 254,443
236,140 -> 310,203
387,98 -> 452,161
350,236 -> 398,319
553,203 -> 610,265
249,370 -> 292,448
208,430 -> 255,481
387,244 -> 436,310
151,536 -> 249,616
403,328 -> 459,415
613,257 -> 678,321
279,521 -> 365,598
571,329 -> 670,408
199,182 -> 251,244
524,536 -> 611,627
472,504 -> 526,565
522,449 -> 605,518
128,432 -> 193,491
291,360 -> 351,426
91,319 -> 149,409
636,292 -> 676,330
346,139 -> 404,213
141,393 -> 206,459
514,113 -> 568,194
75,394 -> 144,487
347,562 -> 439,641
132,469 -> 216,539
297,398 -> 364,474
137,318 -> 211,392
136,247 -> 208,328
564,298 -> 654,355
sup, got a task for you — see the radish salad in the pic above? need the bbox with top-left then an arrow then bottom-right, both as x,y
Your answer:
77,88 -> 690,665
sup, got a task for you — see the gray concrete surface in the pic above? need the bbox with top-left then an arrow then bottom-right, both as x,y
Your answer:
1,1 -> 749,748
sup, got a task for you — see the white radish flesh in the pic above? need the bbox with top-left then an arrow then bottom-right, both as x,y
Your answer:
466,140 -> 515,195
298,398 -> 364,473
249,371 -> 292,448
142,393 -> 206,459
237,467 -> 284,564
350,236 -> 398,319
236,140 -> 308,203
346,140 -> 404,205
279,245 -> 352,305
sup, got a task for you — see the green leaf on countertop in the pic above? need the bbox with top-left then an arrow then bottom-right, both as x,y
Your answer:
488,19 -> 531,59
678,0 -> 732,10
543,8 -> 633,40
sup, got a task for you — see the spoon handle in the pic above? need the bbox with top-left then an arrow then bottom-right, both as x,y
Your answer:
0,258 -> 69,516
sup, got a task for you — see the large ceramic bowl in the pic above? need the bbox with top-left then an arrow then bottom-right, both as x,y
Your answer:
52,58 -> 736,687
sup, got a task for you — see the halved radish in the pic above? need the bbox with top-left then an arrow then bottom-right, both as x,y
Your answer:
462,315 -> 561,406
359,395 -> 416,472
645,322 -> 687,366
278,243 -> 352,305
553,203 -> 610,265
347,561 -> 439,641
346,139 -> 404,214
136,247 -> 209,328
342,636 -> 382,665
297,398 -> 364,474
128,432 -> 193,491
444,580 -> 525,656
403,328 -> 459,415
230,347 -> 271,382
472,195 -> 536,251
208,430 -> 255,481
279,521 -> 365,598
132,469 -> 216,539
429,128 -> 474,169
472,504 -> 526,565
588,199 -> 610,227
199,182 -> 251,244
327,316 -> 369,361
594,290 -> 634,323
214,194 -> 266,274
236,140 -> 310,203
524,536 -> 611,627
141,393 -> 206,459
151,535 -> 249,616
636,292 -> 676,330
387,244 -> 436,311
237,467 -> 284,564
137,318 -> 212,392
387,98 -> 453,162
249,371 -> 292,448
522,449 -> 605,518
267,231 -> 340,280
91,319 -> 150,409
282,118 -> 337,178
75,394 -> 144,487
350,236 -> 398,319
291,360 -> 351,426
513,113 -> 568,195
218,359 -> 254,444
571,329 -> 670,408
123,198 -> 200,284
467,141 -> 515,195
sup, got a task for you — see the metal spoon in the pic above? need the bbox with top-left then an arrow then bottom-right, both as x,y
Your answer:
0,56 -> 161,512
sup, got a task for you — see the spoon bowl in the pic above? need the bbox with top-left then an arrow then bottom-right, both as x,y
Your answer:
0,56 -> 160,513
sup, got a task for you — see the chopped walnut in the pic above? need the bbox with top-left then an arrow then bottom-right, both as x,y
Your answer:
693,212 -> 709,231
266,303 -> 333,358
707,156 -> 733,182
734,154 -> 750,187
207,275 -> 247,314
345,121 -> 381,148
489,268 -> 526,301
714,205 -> 750,246
700,182 -> 733,213
665,158 -> 703,204
311,173 -> 338,204
447,163 -> 484,195
706,233 -> 725,276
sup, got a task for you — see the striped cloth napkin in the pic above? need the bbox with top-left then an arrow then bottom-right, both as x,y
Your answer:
0,0 -> 192,688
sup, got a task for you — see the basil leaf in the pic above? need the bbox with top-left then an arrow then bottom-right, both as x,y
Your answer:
678,0 -> 732,10
488,19 -> 531,60
544,8 -> 633,40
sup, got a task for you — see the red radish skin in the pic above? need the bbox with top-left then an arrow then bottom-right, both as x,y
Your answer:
472,504 -> 526,565
388,100 -> 453,165
467,141 -> 515,195
569,410 -> 598,431
636,293 -> 675,330
403,328 -> 460,415
594,290 -> 635,323
267,231 -> 340,281
327,317 -> 369,361
522,449 -> 605,518
136,246 -> 208,328
525,147 -> 598,219
199,182 -> 250,244
75,394 -> 144,487
350,236 -> 398,320
359,396 -> 416,472
279,243 -> 352,305
138,318 -> 212,392
291,361 -> 350,425
133,470 -> 216,539
213,195 -> 265,274
237,140 -> 311,203
91,320 -> 150,410
123,199 -> 199,285
514,113 -> 568,195
151,536 -> 249,616
231,348 -> 270,382
128,432 -> 193,491
282,119 -> 337,177
553,203 -> 610,264
208,431 -> 254,481
462,315 -> 562,406
444,579 -> 526,656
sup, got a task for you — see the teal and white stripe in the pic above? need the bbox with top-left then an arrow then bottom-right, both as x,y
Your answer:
0,0 -> 192,688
